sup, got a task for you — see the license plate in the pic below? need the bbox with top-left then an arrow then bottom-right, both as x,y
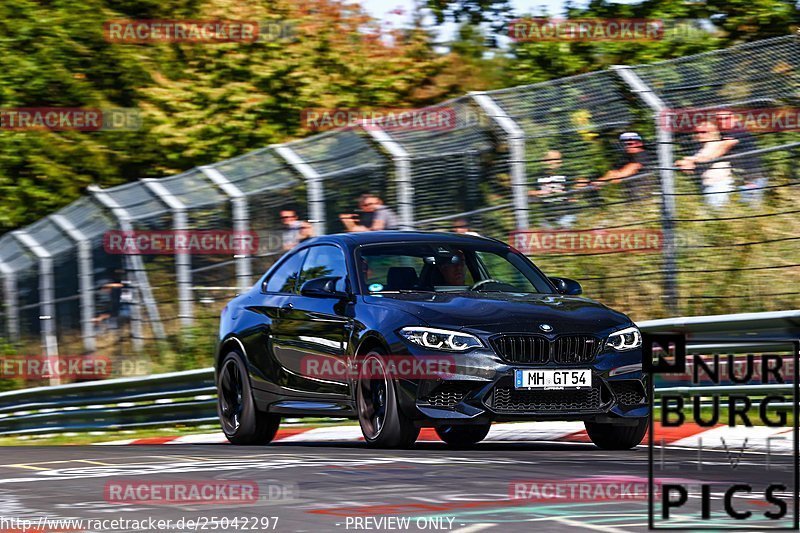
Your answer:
514,369 -> 592,390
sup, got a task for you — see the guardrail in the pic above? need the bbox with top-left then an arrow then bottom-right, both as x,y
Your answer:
0,369 -> 216,435
0,310 -> 797,436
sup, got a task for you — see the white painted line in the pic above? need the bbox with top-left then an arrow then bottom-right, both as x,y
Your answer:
86,422 -> 797,455
551,516 -> 630,532
278,425 -> 363,442
167,432 -> 228,444
485,421 -> 583,442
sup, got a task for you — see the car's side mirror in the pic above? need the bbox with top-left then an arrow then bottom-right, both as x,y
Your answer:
300,276 -> 349,299
549,276 -> 582,295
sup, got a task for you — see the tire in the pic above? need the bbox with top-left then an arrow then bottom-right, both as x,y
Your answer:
217,351 -> 280,445
585,417 -> 648,450
356,350 -> 420,448
435,424 -> 491,448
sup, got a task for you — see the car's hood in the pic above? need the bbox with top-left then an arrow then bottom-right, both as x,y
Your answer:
364,292 -> 632,335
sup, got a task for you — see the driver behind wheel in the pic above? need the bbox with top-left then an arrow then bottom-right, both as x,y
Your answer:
436,251 -> 466,286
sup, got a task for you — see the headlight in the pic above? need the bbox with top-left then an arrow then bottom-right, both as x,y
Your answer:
398,327 -> 482,352
606,326 -> 642,351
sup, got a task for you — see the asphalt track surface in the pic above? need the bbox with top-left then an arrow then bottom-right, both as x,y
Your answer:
0,439 -> 795,533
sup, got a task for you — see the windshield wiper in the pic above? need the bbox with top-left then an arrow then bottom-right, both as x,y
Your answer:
372,289 -> 436,294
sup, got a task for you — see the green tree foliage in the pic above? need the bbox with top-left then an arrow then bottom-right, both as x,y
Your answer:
1,0 -> 797,232
505,0 -> 798,85
0,0 -> 468,232
426,0 -> 513,32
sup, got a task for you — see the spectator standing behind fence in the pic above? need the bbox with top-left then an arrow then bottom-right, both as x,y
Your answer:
715,110 -> 767,205
297,220 -> 314,243
94,268 -> 133,332
592,133 -> 654,198
280,210 -> 304,250
339,194 -> 398,232
452,217 -> 480,235
529,150 -> 576,228
676,118 -> 735,209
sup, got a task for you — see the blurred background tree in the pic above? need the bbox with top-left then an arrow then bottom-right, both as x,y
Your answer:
0,0 -> 797,232
0,0 -> 467,231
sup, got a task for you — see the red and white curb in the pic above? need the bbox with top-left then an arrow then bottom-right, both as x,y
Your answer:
96,421 -> 796,453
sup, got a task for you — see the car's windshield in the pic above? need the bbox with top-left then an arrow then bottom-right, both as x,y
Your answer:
357,242 -> 553,294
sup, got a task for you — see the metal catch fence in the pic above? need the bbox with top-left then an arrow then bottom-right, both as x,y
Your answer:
0,36 -> 798,374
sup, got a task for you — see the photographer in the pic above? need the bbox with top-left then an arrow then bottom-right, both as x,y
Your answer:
339,194 -> 398,232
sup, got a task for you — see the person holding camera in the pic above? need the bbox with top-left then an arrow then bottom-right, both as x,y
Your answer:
339,194 -> 398,232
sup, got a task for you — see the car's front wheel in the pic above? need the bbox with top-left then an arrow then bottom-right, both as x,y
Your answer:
218,351 -> 281,445
584,417 -> 648,450
435,424 -> 491,448
356,351 -> 420,448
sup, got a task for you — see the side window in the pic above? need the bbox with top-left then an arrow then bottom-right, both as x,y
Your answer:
265,250 -> 308,294
298,245 -> 349,292
475,251 -> 543,293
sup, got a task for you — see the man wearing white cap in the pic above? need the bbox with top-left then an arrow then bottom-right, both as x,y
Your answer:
594,132 -> 653,191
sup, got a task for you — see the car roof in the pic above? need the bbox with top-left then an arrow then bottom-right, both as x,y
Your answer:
298,230 -> 507,249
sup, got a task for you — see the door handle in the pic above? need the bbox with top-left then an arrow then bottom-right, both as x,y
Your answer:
280,303 -> 294,313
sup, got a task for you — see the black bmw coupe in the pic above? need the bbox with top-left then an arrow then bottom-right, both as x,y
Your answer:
216,231 -> 648,449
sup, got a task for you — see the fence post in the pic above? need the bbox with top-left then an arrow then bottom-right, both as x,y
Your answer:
274,145 -> 327,236
471,92 -> 528,231
12,231 -> 59,385
142,179 -> 193,329
88,185 -> 166,348
0,259 -> 18,342
364,127 -> 414,230
50,215 -> 96,353
199,166 -> 252,291
613,66 -> 678,315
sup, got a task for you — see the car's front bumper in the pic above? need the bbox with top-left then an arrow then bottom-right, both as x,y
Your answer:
387,343 -> 649,426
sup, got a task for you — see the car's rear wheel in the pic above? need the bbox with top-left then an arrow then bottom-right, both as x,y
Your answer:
435,424 -> 491,448
357,351 -> 419,448
584,417 -> 648,450
218,351 -> 280,445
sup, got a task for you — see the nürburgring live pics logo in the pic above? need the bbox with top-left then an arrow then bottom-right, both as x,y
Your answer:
645,333 -> 799,529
